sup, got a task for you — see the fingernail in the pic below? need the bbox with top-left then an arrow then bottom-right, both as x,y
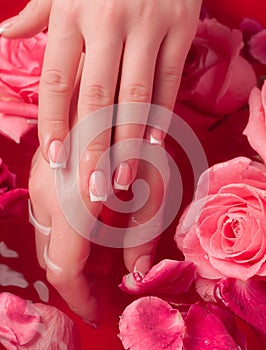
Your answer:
114,162 -> 131,191
0,17 -> 17,35
89,170 -> 107,202
134,255 -> 152,275
43,245 -> 63,275
48,140 -> 67,169
82,318 -> 98,329
150,125 -> 163,145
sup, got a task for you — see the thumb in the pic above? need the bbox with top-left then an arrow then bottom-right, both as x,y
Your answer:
1,0 -> 52,38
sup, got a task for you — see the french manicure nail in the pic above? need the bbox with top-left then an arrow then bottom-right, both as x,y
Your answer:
150,125 -> 163,145
43,245 -> 63,275
89,170 -> 107,202
114,162 -> 131,191
48,140 -> 67,169
134,255 -> 152,275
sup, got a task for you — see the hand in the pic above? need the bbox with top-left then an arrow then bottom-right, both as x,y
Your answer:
28,129 -> 169,325
3,0 -> 201,197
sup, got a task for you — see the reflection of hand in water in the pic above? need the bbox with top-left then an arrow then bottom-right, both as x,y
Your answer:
0,292 -> 81,349
29,133 -> 169,326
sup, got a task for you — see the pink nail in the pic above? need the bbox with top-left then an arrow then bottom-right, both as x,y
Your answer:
89,170 -> 107,202
48,140 -> 67,169
134,255 -> 152,275
114,162 -> 131,191
150,125 -> 163,145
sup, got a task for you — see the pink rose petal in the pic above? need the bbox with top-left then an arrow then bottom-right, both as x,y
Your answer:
0,113 -> 36,144
183,302 -> 247,350
215,277 -> 266,342
0,100 -> 38,119
119,259 -> 196,295
244,82 -> 266,165
0,293 -> 40,347
0,293 -> 81,350
119,296 -> 184,350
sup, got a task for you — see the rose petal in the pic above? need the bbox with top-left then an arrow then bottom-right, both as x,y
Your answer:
32,303 -> 81,350
0,100 -> 38,119
0,188 -> 28,218
119,259 -> 196,295
215,277 -> 266,342
0,113 -> 36,144
183,302 -> 247,350
249,29 -> 266,64
0,293 -> 81,350
119,296 -> 184,350
0,293 -> 40,346
244,83 -> 266,165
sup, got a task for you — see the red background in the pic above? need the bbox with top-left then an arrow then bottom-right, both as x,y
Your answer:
0,1 -> 264,350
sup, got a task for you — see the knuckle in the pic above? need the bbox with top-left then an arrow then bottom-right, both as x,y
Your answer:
120,84 -> 150,102
39,119 -> 67,138
40,69 -> 72,94
79,85 -> 113,112
101,1 -> 123,22
162,65 -> 181,84
86,142 -> 107,154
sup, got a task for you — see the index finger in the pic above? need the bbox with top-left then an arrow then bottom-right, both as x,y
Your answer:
38,2 -> 83,166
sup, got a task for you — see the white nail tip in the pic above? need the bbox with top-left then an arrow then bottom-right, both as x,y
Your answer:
28,200 -> 51,236
43,246 -> 63,275
150,134 -> 162,145
0,27 -> 6,35
114,180 -> 129,191
49,160 -> 66,169
89,191 -> 107,202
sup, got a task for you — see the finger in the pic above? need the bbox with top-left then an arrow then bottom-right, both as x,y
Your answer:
77,34 -> 123,201
147,25 -> 199,143
123,157 -> 167,275
28,199 -> 51,269
44,211 -> 104,325
113,29 -> 164,191
1,0 -> 51,38
28,150 -> 52,269
38,1 -> 83,166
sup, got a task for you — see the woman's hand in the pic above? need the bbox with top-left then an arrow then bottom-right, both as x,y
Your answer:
28,135 -> 168,325
3,0 -> 201,196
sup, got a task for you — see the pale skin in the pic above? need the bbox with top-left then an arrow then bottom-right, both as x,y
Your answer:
2,0 -> 202,324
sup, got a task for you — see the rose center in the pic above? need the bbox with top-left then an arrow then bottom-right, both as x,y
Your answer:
223,217 -> 241,240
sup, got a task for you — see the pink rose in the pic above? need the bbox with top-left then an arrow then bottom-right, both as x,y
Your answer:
0,32 -> 46,142
244,80 -> 266,164
178,18 -> 256,115
0,32 -> 46,105
175,156 -> 266,280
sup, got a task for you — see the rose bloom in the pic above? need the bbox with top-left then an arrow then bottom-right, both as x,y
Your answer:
175,156 -> 266,280
178,18 -> 256,116
0,31 -> 46,105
